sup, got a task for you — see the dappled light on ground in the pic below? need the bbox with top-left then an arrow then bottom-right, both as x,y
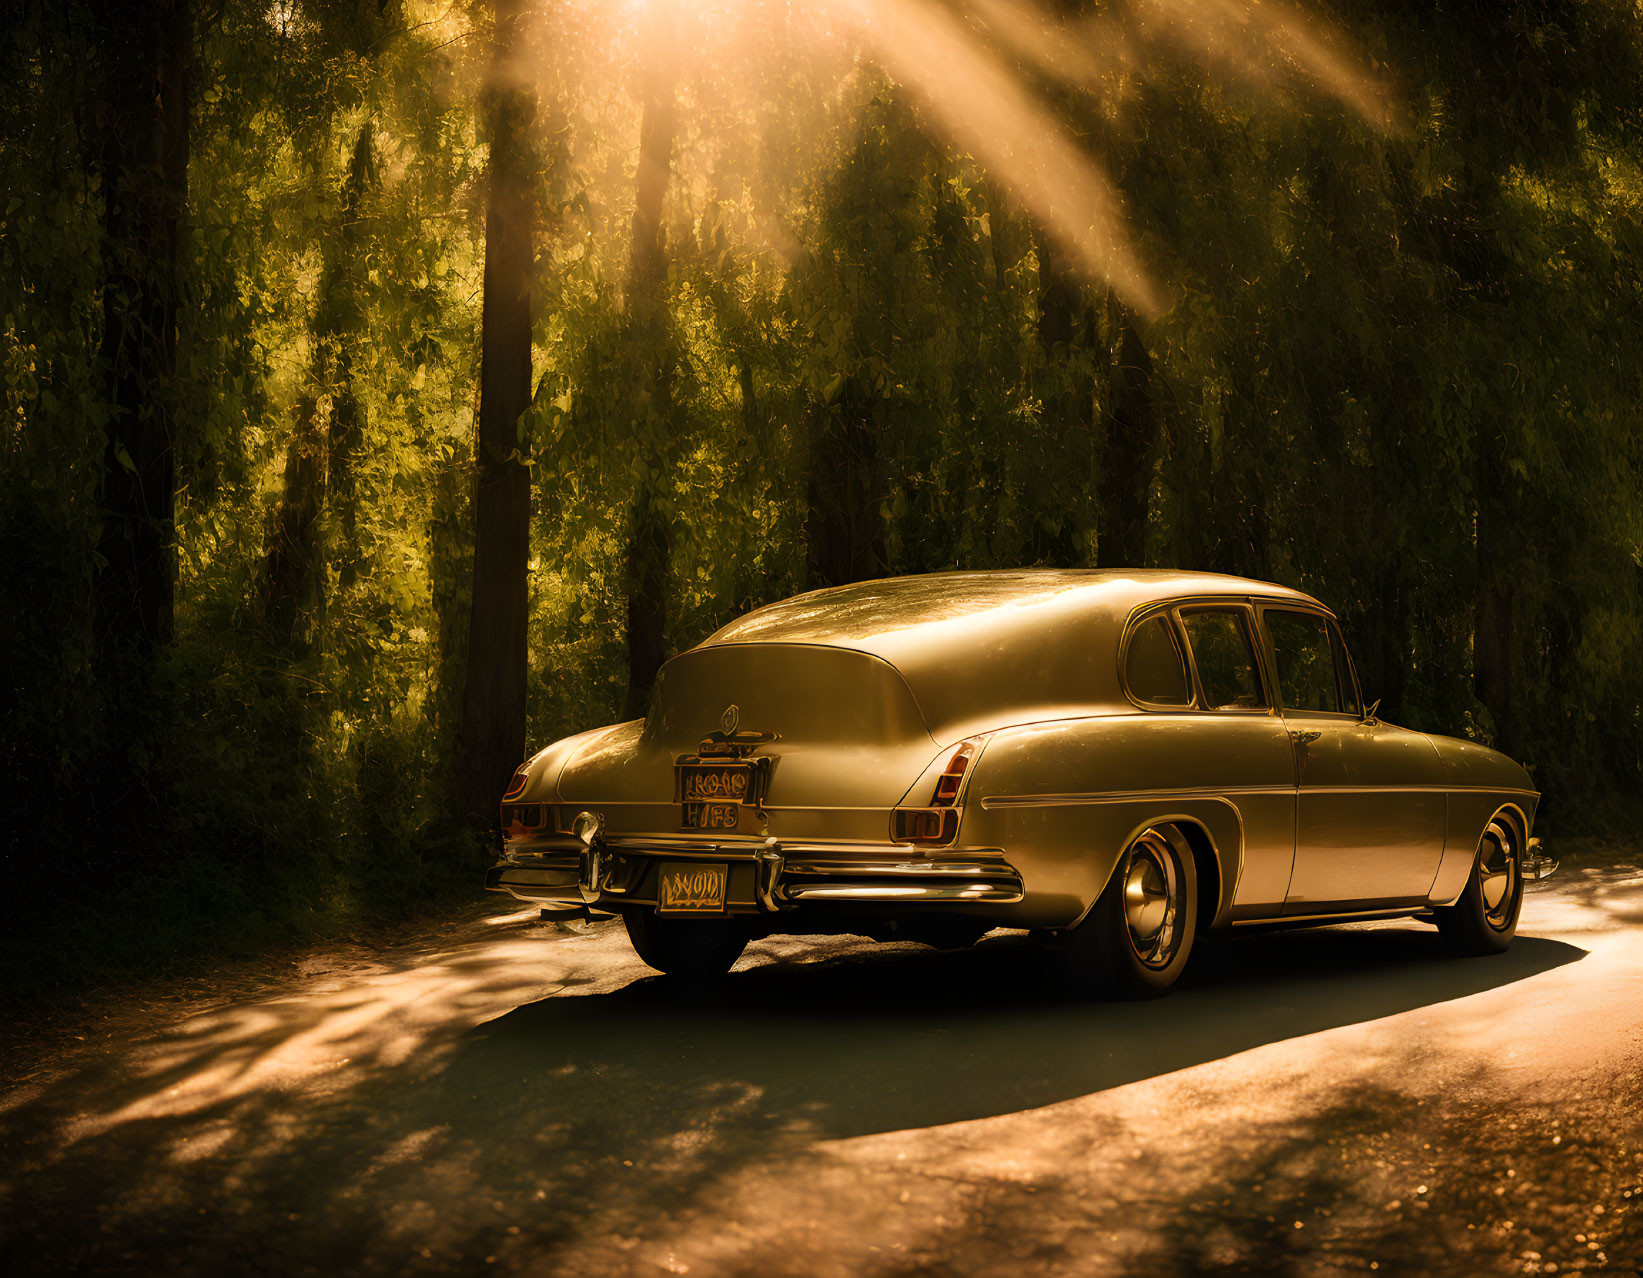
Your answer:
2,858 -> 1640,1274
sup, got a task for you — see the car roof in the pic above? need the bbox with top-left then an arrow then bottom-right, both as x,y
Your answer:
701,569 -> 1325,742
705,569 -> 1322,649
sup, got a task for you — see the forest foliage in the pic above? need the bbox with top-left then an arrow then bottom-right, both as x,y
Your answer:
2,0 -> 1640,979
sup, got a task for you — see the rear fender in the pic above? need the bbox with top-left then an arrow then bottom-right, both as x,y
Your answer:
958,718 -> 1245,929
511,723 -> 635,804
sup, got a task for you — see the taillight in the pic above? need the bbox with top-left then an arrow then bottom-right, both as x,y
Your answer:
501,803 -> 553,835
892,740 -> 980,845
931,742 -> 976,806
892,807 -> 958,843
501,766 -> 529,802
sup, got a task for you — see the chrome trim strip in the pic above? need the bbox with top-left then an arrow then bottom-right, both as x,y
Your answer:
503,850 -> 580,867
783,859 -> 1014,878
555,802 -> 902,815
782,882 -> 1024,904
510,833 -> 1010,861
509,821 -> 913,841
982,783 -> 1540,810
492,882 -> 584,904
604,841 -> 754,860
982,785 -> 1287,809
760,805 -> 902,813
1298,784 -> 1541,798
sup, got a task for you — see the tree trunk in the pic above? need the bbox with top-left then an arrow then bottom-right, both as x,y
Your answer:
1201,354 -> 1271,580
625,4 -> 677,312
91,0 -> 189,687
258,390 -> 325,639
430,448 -> 472,786
731,358 -> 789,607
983,179 -> 1018,296
1097,308 -> 1156,569
619,0 -> 680,721
621,483 -> 670,721
256,118 -> 376,640
1474,429 -> 1514,753
804,380 -> 887,589
458,0 -> 536,823
1351,565 -> 1406,726
1032,230 -> 1095,567
328,118 -> 374,591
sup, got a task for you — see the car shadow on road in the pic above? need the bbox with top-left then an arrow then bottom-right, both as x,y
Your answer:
0,923 -> 1592,1276
461,926 -> 1585,1140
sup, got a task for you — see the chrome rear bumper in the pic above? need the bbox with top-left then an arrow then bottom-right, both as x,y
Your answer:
1524,837 -> 1559,882
487,834 -> 1025,912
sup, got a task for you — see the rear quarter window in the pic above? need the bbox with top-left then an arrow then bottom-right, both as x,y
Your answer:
1125,616 -> 1192,706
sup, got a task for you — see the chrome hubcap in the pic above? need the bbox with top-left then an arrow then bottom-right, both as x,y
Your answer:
1478,817 -> 1519,929
1123,830 -> 1182,969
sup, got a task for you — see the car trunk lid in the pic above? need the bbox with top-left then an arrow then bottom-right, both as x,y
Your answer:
555,644 -> 943,839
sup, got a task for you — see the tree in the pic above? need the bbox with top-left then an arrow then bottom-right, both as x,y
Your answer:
1096,305 -> 1157,569
1031,225 -> 1096,567
795,91 -> 923,591
619,0 -> 682,721
90,0 -> 191,715
257,119 -> 378,642
458,0 -> 537,823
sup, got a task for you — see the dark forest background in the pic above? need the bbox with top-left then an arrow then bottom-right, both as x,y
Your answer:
2,0 -> 1639,985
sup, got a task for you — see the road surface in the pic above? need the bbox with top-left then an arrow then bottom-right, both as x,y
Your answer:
2,844 -> 1640,1276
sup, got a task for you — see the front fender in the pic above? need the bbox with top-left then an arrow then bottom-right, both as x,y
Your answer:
1423,733 -> 1539,906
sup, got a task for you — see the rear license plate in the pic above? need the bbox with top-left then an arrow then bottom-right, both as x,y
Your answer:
677,762 -> 753,804
682,801 -> 741,831
677,760 -> 756,829
657,862 -> 728,914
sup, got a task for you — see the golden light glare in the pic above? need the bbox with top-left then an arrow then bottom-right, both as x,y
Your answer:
1140,0 -> 1395,132
530,0 -> 1394,315
823,0 -> 1164,315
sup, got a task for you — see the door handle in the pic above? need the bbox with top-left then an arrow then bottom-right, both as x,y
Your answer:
1290,730 -> 1322,745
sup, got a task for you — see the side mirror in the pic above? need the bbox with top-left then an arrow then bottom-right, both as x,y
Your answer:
1360,699 -> 1381,725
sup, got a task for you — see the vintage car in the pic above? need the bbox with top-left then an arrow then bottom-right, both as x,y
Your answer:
486,570 -> 1557,996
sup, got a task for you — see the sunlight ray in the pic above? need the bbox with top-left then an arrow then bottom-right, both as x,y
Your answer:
821,0 -> 1163,314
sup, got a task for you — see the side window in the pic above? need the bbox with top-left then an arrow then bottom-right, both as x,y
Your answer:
1180,609 -> 1266,709
1125,615 -> 1191,706
1330,621 -> 1363,717
1265,610 -> 1341,714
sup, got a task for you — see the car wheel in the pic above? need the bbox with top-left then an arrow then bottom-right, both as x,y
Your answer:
1435,812 -> 1524,955
1061,826 -> 1197,999
623,909 -> 749,980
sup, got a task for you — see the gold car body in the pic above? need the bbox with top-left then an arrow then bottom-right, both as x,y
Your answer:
488,570 -> 1539,931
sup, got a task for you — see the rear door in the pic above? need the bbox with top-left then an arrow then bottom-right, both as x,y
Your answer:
1260,606 -> 1447,912
1170,604 -> 1297,918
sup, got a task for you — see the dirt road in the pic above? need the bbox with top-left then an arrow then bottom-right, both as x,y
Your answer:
3,847 -> 1641,1276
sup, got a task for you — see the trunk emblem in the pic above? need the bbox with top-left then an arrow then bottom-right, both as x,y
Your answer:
721,704 -> 740,734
